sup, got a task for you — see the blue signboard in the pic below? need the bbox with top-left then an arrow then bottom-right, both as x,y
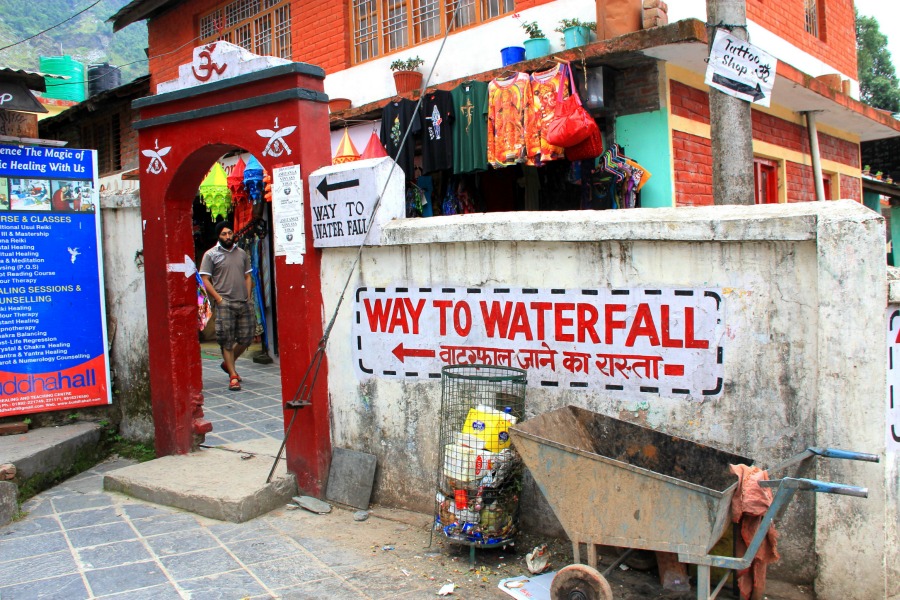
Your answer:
0,144 -> 111,416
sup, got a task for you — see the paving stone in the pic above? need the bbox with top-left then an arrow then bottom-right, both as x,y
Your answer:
121,502 -> 172,520
226,536 -> 302,565
76,539 -> 153,569
0,531 -> 68,562
144,527 -> 219,557
99,582 -> 184,599
275,577 -> 368,600
159,547 -> 242,580
215,428 -> 267,443
58,505 -> 121,529
177,566 -> 269,600
67,522 -> 137,548
0,514 -> 60,539
51,492 -> 113,514
129,513 -> 202,537
249,557 -> 333,589
207,519 -> 278,544
0,550 -> 78,586
84,561 -> 169,596
0,573 -> 89,599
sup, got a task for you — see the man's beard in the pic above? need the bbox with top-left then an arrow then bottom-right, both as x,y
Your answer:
221,239 -> 235,249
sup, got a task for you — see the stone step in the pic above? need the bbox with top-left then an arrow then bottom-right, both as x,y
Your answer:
103,437 -> 297,523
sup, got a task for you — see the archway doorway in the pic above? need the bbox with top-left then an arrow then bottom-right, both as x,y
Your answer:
134,59 -> 333,495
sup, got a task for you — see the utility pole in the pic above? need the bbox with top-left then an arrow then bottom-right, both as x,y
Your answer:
707,0 -> 755,205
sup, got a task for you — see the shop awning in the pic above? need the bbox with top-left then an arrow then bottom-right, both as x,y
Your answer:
330,18 -> 900,143
109,0 -> 185,31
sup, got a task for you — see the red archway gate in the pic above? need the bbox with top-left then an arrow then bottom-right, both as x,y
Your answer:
134,60 -> 332,495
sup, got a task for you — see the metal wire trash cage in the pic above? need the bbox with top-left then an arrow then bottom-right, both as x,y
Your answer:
434,364 -> 527,548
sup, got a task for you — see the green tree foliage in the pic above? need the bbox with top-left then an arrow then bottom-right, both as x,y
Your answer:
0,0 -> 148,85
856,11 -> 900,113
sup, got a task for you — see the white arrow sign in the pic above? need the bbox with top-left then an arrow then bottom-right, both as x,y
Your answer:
166,254 -> 196,277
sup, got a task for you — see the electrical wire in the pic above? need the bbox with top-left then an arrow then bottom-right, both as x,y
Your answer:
267,5 -> 465,483
0,0 -> 104,53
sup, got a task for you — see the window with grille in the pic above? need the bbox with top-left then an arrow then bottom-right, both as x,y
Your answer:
352,0 -> 513,63
84,116 -> 122,176
199,0 -> 291,59
804,0 -> 824,39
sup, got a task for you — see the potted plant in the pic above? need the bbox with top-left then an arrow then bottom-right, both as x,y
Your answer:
390,56 -> 424,94
515,15 -> 550,60
555,18 -> 596,49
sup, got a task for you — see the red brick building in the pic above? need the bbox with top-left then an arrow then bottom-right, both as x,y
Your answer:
112,0 -> 900,209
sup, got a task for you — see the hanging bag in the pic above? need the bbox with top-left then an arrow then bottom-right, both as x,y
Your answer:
545,63 -> 596,147
564,65 -> 604,161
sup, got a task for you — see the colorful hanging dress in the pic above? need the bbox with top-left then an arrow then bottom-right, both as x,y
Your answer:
487,72 -> 534,168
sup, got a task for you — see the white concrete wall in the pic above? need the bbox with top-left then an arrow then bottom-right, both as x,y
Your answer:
320,201 -> 892,598
99,189 -> 152,441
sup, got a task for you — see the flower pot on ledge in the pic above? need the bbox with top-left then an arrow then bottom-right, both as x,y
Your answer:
328,97 -> 352,112
393,70 -> 423,95
523,37 -> 551,60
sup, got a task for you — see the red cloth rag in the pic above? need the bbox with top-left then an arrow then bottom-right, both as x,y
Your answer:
729,464 -> 780,600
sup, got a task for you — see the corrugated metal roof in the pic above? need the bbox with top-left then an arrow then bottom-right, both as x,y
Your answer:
109,0 -> 184,32
0,68 -> 69,92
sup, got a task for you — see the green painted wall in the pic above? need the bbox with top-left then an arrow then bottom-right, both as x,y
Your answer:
863,190 -> 881,214
616,110 -> 673,208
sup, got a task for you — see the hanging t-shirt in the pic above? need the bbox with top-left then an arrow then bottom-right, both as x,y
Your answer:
450,81 -> 489,174
380,99 -> 421,180
529,63 -> 568,165
418,90 -> 455,174
487,72 -> 534,168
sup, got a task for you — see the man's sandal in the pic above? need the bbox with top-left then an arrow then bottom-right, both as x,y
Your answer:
221,362 -> 242,382
228,377 -> 241,391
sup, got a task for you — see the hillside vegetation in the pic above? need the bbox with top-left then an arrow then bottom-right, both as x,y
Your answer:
0,0 -> 148,85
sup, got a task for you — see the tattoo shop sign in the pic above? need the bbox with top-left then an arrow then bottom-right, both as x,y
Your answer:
353,286 -> 725,400
704,29 -> 776,107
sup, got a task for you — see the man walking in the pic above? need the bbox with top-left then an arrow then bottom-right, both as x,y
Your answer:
199,221 -> 254,391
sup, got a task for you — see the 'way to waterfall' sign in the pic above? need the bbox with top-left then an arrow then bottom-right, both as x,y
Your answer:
352,286 -> 725,400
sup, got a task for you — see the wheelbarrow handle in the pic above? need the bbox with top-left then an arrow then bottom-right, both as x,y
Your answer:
808,447 -> 880,463
758,477 -> 869,498
768,447 -> 880,472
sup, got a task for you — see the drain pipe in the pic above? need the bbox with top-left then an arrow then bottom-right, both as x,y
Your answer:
804,111 -> 826,201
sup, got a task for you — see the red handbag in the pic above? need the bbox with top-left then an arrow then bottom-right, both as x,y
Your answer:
565,120 -> 603,161
545,63 -> 597,148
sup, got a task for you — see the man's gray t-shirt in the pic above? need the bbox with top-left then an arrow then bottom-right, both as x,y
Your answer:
199,244 -> 252,302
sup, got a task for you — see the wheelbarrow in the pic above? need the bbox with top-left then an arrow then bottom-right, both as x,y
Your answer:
508,405 -> 879,600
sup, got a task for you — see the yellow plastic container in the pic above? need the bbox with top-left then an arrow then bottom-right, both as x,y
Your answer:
461,405 -> 517,453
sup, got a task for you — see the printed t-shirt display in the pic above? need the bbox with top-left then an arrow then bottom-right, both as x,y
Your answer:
529,63 -> 568,164
450,81 -> 489,174
419,90 -> 456,174
487,72 -> 534,168
380,98 -> 421,179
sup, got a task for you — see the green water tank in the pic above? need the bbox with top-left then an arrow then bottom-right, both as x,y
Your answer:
39,55 -> 86,102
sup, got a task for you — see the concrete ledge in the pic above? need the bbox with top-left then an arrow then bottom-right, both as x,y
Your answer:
0,422 -> 101,481
380,200 -> 877,245
103,438 -> 297,523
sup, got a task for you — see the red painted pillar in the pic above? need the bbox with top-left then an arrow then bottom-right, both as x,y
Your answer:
268,100 -> 333,496
134,65 -> 334,495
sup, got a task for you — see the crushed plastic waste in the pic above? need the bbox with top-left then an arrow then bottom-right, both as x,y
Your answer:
525,543 -> 551,574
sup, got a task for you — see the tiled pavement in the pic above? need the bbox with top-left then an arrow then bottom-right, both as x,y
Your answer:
0,356 -> 471,600
197,352 -> 286,448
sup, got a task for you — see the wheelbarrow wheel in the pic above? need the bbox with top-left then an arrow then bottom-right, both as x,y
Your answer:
551,564 -> 613,600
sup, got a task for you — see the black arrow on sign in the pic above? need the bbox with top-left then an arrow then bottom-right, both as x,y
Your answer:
712,73 -> 765,102
316,176 -> 359,200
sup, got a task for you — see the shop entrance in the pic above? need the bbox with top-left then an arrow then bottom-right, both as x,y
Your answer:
134,58 -> 334,495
